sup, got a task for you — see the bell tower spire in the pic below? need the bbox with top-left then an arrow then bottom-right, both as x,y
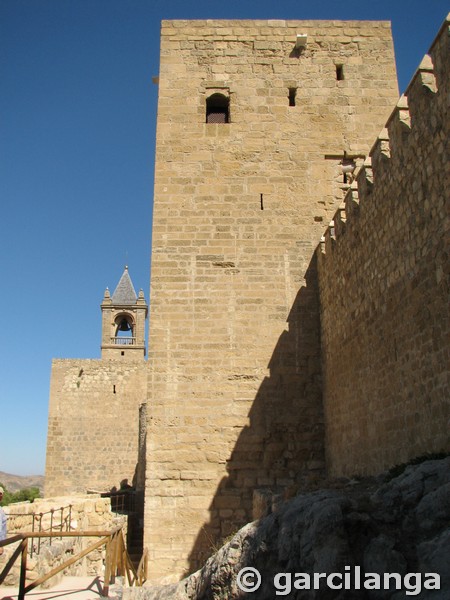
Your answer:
100,266 -> 148,359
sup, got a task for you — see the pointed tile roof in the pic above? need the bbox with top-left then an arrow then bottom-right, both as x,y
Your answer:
111,266 -> 138,305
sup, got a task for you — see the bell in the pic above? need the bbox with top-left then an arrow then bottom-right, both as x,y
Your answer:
118,318 -> 131,332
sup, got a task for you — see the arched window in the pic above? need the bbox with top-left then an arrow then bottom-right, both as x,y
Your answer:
114,314 -> 135,345
206,93 -> 230,123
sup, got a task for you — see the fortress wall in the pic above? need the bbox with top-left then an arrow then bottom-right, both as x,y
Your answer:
318,16 -> 450,477
146,19 -> 399,579
45,359 -> 147,497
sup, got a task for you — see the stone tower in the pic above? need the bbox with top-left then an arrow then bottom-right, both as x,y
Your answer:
145,19 -> 399,580
45,268 -> 148,497
101,266 -> 148,359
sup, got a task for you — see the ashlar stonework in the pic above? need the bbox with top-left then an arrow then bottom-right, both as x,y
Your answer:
145,19 -> 399,580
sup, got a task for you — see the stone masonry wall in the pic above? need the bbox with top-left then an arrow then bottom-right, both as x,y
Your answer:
145,19 -> 399,581
45,359 -> 147,496
317,17 -> 450,477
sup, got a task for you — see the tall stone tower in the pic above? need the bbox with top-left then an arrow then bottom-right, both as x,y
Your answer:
145,19 -> 399,580
45,268 -> 148,497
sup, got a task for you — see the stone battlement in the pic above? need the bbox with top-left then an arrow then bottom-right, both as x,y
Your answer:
317,15 -> 449,476
320,14 -> 449,259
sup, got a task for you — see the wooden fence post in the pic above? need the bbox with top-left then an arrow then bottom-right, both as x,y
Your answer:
18,539 -> 28,600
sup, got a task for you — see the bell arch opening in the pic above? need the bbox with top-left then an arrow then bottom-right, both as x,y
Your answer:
114,313 -> 135,345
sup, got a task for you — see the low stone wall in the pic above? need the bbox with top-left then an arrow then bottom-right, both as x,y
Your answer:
1,495 -> 126,588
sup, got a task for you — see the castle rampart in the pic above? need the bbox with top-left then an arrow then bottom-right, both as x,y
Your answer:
317,15 -> 449,476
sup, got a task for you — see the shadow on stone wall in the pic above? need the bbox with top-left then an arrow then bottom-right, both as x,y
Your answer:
186,254 -> 325,574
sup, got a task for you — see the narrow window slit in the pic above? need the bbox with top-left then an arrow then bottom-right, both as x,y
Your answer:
260,194 -> 264,210
288,88 -> 297,107
113,385 -> 116,394
336,65 -> 344,81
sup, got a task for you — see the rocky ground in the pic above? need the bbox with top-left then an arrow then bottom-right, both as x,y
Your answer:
124,457 -> 450,599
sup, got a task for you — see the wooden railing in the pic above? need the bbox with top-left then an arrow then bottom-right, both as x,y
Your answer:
31,505 -> 73,557
8,504 -> 73,558
0,526 -> 147,599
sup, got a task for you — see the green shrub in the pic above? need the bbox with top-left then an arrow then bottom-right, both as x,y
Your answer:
0,483 -> 41,506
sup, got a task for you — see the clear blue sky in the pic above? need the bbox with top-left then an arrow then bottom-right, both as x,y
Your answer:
0,0 -> 448,477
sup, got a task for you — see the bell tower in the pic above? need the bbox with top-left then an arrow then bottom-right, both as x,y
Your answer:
46,266 -> 149,496
101,266 -> 148,359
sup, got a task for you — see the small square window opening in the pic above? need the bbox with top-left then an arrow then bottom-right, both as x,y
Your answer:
206,93 -> 230,123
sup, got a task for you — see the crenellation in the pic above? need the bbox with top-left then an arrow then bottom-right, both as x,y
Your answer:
355,157 -> 373,197
370,127 -> 391,167
385,95 -> 411,161
343,182 -> 360,220
429,16 -> 450,97
333,204 -> 347,238
321,33 -> 446,266
406,61 -> 437,117
317,19 -> 449,477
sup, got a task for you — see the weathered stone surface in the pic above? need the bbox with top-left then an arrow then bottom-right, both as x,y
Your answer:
45,358 -> 147,496
126,458 -> 450,599
318,17 -> 449,477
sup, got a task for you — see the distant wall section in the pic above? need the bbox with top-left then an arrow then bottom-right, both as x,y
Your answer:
318,18 -> 450,476
45,359 -> 147,496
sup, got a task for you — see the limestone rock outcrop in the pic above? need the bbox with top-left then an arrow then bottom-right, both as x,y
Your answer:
127,457 -> 450,599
